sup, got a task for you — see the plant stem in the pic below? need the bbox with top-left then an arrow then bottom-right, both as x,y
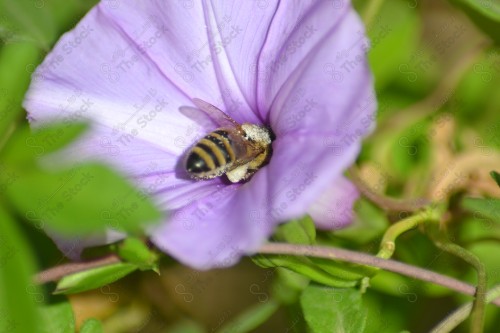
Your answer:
360,207 -> 438,292
430,285 -> 500,333
378,207 -> 438,259
258,243 -> 500,307
433,240 -> 487,333
34,254 -> 121,284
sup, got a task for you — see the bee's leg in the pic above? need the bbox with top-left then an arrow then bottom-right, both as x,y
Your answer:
226,163 -> 249,183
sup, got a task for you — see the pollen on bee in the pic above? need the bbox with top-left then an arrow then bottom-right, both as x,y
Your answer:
241,124 -> 272,144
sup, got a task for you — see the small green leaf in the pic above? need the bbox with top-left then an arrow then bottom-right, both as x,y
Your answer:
274,217 -> 316,245
300,284 -> 367,333
0,205 -> 41,333
5,163 -> 162,235
80,318 -> 103,333
116,237 -> 159,272
54,262 -> 137,294
448,0 -> 500,44
310,257 -> 377,280
216,300 -> 280,333
0,0 -> 56,48
39,299 -> 75,333
253,254 -> 358,288
271,268 -> 309,305
461,197 -> 500,222
1,122 -> 89,167
490,171 -> 500,187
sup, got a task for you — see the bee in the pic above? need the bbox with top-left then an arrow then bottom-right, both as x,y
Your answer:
181,98 -> 273,183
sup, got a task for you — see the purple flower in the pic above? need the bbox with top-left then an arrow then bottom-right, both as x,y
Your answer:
24,0 -> 375,269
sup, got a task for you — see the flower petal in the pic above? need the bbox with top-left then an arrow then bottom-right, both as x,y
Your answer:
97,0 -> 277,124
251,133 -> 362,223
24,5 -> 206,157
254,1 -> 375,140
151,182 -> 275,269
307,176 -> 359,230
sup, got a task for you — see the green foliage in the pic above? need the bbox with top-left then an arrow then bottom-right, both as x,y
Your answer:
272,268 -> 309,305
5,162 -> 161,235
0,205 -> 41,333
256,217 -> 375,288
80,318 -> 104,333
368,0 -> 421,91
448,0 -> 500,44
0,122 -> 162,236
253,253 -> 359,288
0,0 -> 56,49
54,262 -> 138,294
44,0 -> 98,33
115,237 -> 159,272
461,197 -> 500,222
0,42 -> 41,136
300,284 -> 367,333
1,122 -> 89,166
39,299 -> 75,333
274,216 -> 316,244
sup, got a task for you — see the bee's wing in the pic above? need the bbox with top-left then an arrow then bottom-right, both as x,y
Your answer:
178,105 -> 220,129
190,98 -> 240,128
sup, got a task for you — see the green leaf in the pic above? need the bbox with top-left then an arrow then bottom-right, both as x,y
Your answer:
490,171 -> 500,187
0,205 -> 41,333
271,268 -> 309,305
1,122 -> 89,167
39,299 -> 75,333
0,42 -> 41,138
261,211 -> 376,288
54,262 -> 137,294
448,0 -> 500,44
461,197 -> 500,222
257,216 -> 371,287
80,318 -> 104,333
0,0 -> 56,48
5,163 -> 162,235
300,285 -> 367,333
274,217 -> 316,244
253,254 -> 358,288
309,257 -> 377,281
216,300 -> 280,333
115,237 -> 159,272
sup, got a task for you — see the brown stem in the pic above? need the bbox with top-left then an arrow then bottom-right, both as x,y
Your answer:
34,254 -> 121,284
258,242 -> 500,307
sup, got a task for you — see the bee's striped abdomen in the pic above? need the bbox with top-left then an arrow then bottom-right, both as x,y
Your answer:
185,129 -> 235,178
